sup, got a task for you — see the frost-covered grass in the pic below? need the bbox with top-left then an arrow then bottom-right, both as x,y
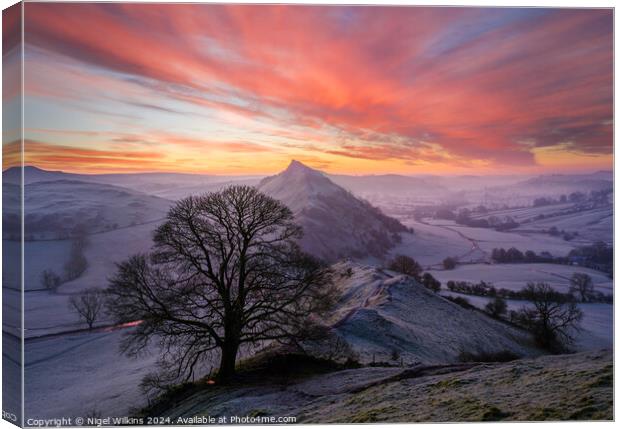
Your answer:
149,350 -> 612,423
25,330 -> 159,419
427,263 -> 613,350
295,350 -> 613,422
389,216 -> 583,267
59,223 -> 156,294
444,223 -> 577,255
388,220 -> 473,266
427,263 -> 612,349
328,262 -> 541,365
22,223 -> 155,336
3,240 -> 73,291
516,206 -> 612,244
469,203 -> 575,222
438,290 -> 612,351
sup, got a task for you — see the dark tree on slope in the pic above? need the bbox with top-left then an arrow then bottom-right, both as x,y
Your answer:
63,234 -> 89,281
569,273 -> 595,302
514,282 -> 582,352
485,297 -> 507,319
442,257 -> 457,270
69,288 -> 104,330
388,255 -> 422,280
421,272 -> 441,292
106,186 -> 335,383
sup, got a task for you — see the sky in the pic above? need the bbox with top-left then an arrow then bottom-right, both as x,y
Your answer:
3,4 -> 614,175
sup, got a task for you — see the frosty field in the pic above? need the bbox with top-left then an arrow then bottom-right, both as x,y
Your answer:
439,290 -> 612,351
3,240 -> 72,292
25,329 -> 158,419
428,262 -> 613,350
428,263 -> 613,294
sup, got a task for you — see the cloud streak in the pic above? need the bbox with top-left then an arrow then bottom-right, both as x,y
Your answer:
22,4 -> 612,173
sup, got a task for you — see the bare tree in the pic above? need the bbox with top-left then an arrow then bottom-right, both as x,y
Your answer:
514,282 -> 582,351
106,186 -> 335,383
69,288 -> 104,330
388,254 -> 422,279
569,273 -> 595,302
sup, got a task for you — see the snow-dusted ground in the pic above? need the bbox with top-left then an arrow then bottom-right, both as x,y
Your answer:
429,263 -> 613,295
258,161 -> 406,261
21,223 -> 156,337
387,215 -> 581,269
388,226 -> 473,267
152,349 -> 613,422
427,262 -> 613,349
12,180 -> 172,240
516,206 -> 613,245
439,290 -> 612,351
431,221 -> 577,255
326,262 -> 541,365
3,333 -> 21,420
469,203 -> 576,223
25,329 -> 159,419
4,240 -> 72,291
59,223 -> 156,295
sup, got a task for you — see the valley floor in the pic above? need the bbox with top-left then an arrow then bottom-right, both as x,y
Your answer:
146,349 -> 613,423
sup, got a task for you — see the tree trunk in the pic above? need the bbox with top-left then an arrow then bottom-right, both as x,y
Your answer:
217,339 -> 239,383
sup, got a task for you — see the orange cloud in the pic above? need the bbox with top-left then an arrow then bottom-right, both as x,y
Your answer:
21,4 -> 613,174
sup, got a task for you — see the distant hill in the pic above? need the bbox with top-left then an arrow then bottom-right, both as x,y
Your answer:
2,166 -> 262,200
328,174 -> 446,196
258,160 -> 408,261
515,173 -> 612,193
3,165 -> 77,184
3,179 -> 173,240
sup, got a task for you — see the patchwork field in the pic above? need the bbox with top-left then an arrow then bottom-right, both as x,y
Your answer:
388,227 -> 473,267
428,262 -> 613,350
428,263 -> 613,294
19,223 -> 156,337
428,220 -> 577,255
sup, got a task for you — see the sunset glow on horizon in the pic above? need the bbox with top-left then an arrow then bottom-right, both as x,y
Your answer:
5,4 -> 613,175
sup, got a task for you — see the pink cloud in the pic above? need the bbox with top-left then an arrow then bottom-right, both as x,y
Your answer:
23,4 -> 612,171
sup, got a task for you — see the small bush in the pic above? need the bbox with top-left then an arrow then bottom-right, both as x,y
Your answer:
445,295 -> 473,309
485,297 -> 507,319
443,257 -> 457,270
421,272 -> 441,292
388,255 -> 422,279
40,269 -> 62,292
63,236 -> 89,281
390,348 -> 400,361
